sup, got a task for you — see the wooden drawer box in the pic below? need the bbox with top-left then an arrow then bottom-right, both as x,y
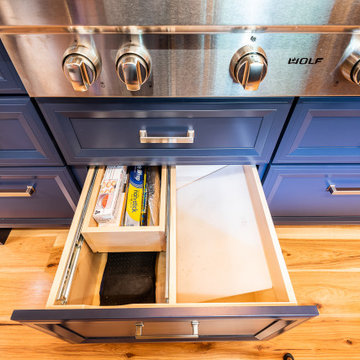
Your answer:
81,166 -> 167,252
12,165 -> 318,343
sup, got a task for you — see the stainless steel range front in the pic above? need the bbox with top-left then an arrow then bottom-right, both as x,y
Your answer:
1,0 -> 360,97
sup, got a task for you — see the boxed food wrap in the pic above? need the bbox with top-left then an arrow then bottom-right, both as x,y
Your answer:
93,166 -> 127,224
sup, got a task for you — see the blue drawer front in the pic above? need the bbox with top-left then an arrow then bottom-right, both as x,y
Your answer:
71,166 -> 87,187
274,97 -> 360,163
0,167 -> 79,227
0,97 -> 63,166
0,42 -> 25,94
38,98 -> 292,165
257,164 -> 268,180
263,165 -> 360,222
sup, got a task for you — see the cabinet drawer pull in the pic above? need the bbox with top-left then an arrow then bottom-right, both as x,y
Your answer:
139,129 -> 195,144
0,185 -> 34,197
135,320 -> 199,340
327,184 -> 360,195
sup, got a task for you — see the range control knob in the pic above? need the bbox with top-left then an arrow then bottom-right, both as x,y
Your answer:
116,44 -> 151,91
341,50 -> 360,85
230,45 -> 267,91
62,44 -> 101,92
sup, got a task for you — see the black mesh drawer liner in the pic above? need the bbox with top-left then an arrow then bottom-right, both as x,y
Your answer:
100,252 -> 157,306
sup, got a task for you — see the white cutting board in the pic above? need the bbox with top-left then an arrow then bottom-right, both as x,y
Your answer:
176,165 -> 273,303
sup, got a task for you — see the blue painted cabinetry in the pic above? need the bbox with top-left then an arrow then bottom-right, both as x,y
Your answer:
0,49 -> 80,226
0,41 -> 25,94
264,97 -> 360,223
38,98 -> 292,165
0,167 -> 79,227
263,165 -> 360,223
70,166 -> 87,187
0,97 -> 63,166
274,97 -> 360,163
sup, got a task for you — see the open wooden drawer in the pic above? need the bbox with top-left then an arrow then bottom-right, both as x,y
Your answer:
81,166 -> 167,252
12,165 -> 318,343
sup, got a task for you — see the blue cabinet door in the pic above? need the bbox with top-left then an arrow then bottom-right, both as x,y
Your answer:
0,167 -> 79,227
257,164 -> 268,180
0,41 -> 25,94
274,97 -> 360,163
263,165 -> 360,223
70,166 -> 88,187
0,97 -> 63,166
38,98 -> 292,165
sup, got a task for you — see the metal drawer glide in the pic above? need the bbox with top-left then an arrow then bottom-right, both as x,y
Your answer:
55,167 -> 99,305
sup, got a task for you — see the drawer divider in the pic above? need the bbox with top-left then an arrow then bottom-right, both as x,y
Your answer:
168,166 -> 177,304
165,167 -> 171,303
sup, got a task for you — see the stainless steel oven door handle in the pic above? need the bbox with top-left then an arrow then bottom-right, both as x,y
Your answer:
139,129 -> 195,144
0,185 -> 35,197
135,320 -> 199,340
327,184 -> 360,195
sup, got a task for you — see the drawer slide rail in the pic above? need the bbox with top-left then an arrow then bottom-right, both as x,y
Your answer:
56,167 -> 99,305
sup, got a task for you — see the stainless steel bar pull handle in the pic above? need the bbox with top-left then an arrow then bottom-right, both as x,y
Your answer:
327,184 -> 360,195
0,185 -> 34,197
135,320 -> 199,340
139,129 -> 195,144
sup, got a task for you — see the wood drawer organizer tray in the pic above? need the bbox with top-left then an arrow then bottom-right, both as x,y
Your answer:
81,166 -> 167,253
46,165 -> 297,308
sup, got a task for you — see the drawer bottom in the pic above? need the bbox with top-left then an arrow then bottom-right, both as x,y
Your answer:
49,241 -> 285,309
55,246 -> 167,307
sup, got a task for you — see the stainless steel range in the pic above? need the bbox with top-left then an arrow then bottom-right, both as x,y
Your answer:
1,0 -> 360,97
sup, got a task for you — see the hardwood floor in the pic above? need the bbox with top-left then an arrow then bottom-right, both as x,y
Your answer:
0,226 -> 359,359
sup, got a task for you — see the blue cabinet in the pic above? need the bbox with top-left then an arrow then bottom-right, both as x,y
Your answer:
0,167 -> 79,227
274,97 -> 360,163
38,98 -> 292,165
70,166 -> 87,187
257,164 -> 268,180
0,97 -> 63,166
263,165 -> 360,223
0,42 -> 25,94
266,97 -> 360,223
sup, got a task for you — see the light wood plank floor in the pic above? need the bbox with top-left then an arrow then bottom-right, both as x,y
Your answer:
0,226 -> 359,359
